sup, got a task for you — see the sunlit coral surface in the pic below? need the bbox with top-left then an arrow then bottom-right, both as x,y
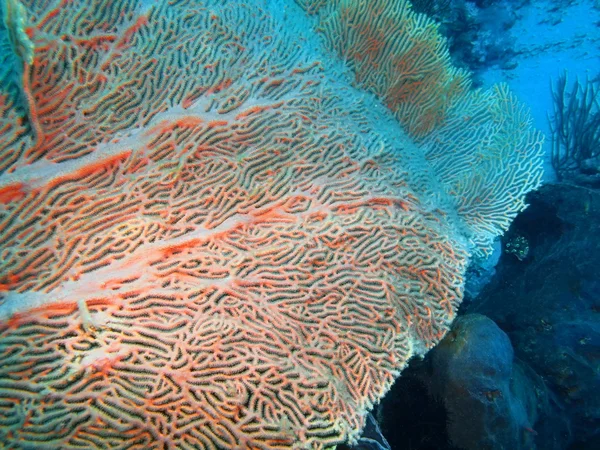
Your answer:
0,0 -> 542,448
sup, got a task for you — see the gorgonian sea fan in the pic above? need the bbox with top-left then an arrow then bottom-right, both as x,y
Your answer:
0,0 -> 542,448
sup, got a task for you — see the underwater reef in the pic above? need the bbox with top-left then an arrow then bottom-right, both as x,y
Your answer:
473,183 -> 600,449
0,0 -> 543,448
373,183 -> 600,450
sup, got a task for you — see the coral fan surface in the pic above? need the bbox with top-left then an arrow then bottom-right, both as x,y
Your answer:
0,0 -> 543,448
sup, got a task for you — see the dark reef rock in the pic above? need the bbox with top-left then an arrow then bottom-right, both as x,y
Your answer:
378,314 -> 562,450
425,314 -> 540,450
371,183 -> 598,449
376,313 -> 569,450
471,183 -> 600,447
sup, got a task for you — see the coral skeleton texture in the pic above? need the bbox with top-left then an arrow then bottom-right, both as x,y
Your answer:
300,0 -> 544,254
0,0 -> 542,448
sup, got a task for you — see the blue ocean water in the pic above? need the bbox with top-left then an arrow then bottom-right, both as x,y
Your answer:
0,1 -> 598,449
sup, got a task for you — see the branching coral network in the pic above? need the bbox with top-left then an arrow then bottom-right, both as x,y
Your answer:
0,0 -> 543,448
550,72 -> 600,187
